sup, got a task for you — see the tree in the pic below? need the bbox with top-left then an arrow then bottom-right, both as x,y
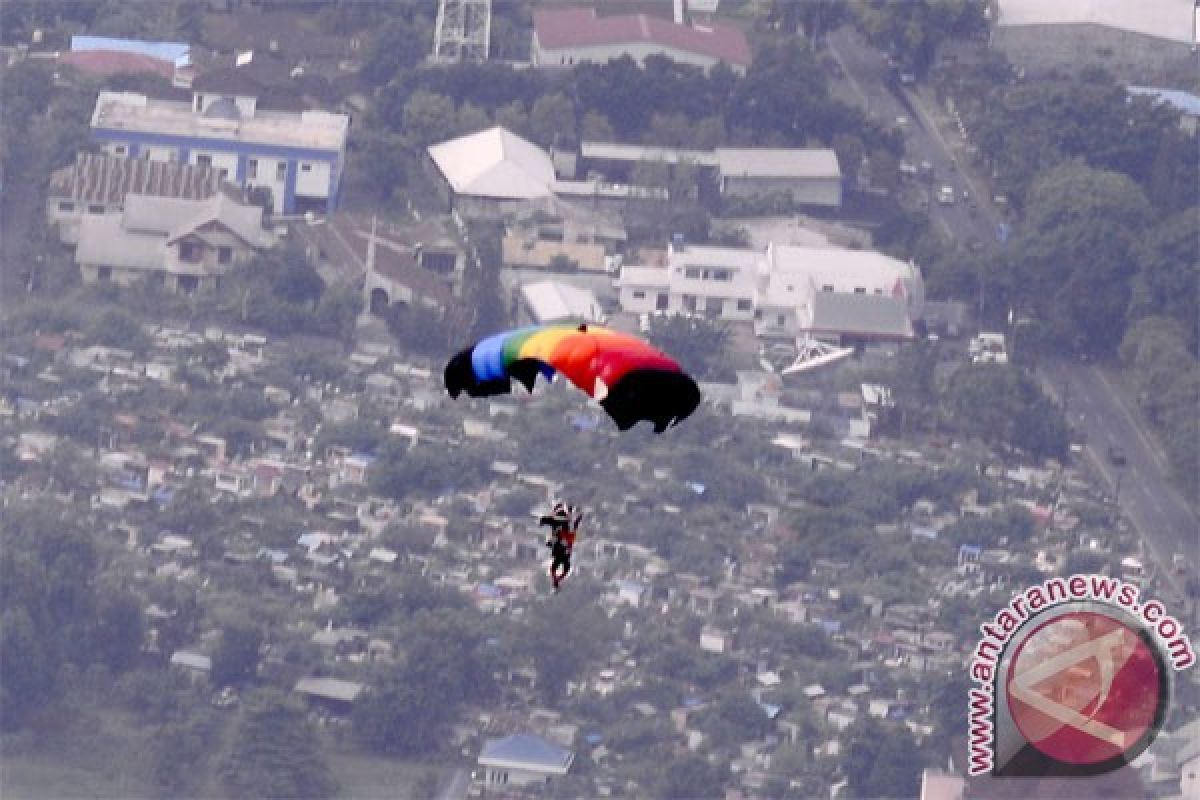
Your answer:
93,588 -> 144,672
644,314 -> 732,381
528,92 -> 576,149
580,110 -> 615,141
1008,161 -> 1152,355
843,716 -> 923,798
211,624 -> 263,687
1128,208 -> 1199,352
654,754 -> 728,799
360,17 -> 428,86
88,308 -> 150,351
221,691 -> 338,799
0,607 -> 54,730
943,364 -> 1068,460
402,90 -> 458,147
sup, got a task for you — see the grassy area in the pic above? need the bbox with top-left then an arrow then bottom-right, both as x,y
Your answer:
0,709 -> 157,800
323,739 -> 446,799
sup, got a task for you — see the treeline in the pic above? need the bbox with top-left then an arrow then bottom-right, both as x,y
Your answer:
353,40 -> 901,203
0,504 -> 145,729
1119,317 -> 1199,501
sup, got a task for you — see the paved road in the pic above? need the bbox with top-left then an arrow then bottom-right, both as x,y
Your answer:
827,26 -> 1198,603
826,27 -> 996,248
1043,360 -> 1198,600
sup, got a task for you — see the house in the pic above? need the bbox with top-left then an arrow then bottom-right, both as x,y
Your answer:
501,205 -> 626,272
47,152 -> 223,245
169,650 -> 212,683
89,86 -> 349,214
476,733 -> 574,789
517,281 -> 606,326
715,148 -> 842,207
293,677 -> 363,715
58,35 -> 187,85
615,239 -> 924,343
427,127 -> 557,218
74,190 -> 275,291
531,7 -> 752,74
990,0 -> 1198,81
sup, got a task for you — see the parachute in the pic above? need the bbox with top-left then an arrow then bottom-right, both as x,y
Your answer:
444,324 -> 701,433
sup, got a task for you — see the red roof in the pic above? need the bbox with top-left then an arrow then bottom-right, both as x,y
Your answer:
58,50 -> 176,81
533,7 -> 751,67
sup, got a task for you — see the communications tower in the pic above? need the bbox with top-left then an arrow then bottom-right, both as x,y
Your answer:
431,0 -> 491,63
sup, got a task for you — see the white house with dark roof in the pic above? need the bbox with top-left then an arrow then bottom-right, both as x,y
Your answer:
89,83 -> 349,214
532,7 -> 751,74
74,189 -> 276,290
615,239 -> 923,343
477,733 -> 574,788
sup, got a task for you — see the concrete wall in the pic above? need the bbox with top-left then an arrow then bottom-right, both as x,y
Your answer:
992,24 -> 1197,82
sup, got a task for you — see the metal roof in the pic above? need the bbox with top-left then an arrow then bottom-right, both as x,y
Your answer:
533,7 -> 751,66
294,677 -> 363,703
715,148 -> 841,179
806,292 -> 914,339
478,733 -> 574,773
520,280 -> 604,324
49,152 -> 222,205
428,127 -> 555,200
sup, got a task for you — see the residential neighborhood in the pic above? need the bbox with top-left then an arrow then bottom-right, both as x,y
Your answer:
0,1 -> 1197,799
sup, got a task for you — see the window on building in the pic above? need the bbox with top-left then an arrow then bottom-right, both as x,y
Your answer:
632,290 -> 646,299
217,168 -> 228,180
736,298 -> 752,311
57,201 -> 75,212
685,268 -> 701,279
196,154 -> 212,168
776,314 -> 786,325
276,162 -> 287,180
180,242 -> 201,262
713,269 -> 732,282
247,159 -> 258,179
874,288 -> 883,295
113,145 -> 126,156
656,293 -> 668,310
822,284 -> 834,292
683,295 -> 697,312
194,95 -> 203,112
88,204 -> 105,214
217,247 -> 233,265
854,287 -> 866,294
301,163 -> 312,172
97,266 -> 112,282
177,275 -> 199,293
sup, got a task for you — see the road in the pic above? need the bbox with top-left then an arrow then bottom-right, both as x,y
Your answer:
826,27 -> 997,248
827,26 -> 1198,602
1043,360 -> 1198,600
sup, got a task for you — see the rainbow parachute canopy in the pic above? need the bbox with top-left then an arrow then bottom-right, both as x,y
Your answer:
444,324 -> 701,433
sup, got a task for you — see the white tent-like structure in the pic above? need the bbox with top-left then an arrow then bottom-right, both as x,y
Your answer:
427,126 -> 556,201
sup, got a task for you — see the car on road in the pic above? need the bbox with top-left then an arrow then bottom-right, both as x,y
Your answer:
1107,445 -> 1128,467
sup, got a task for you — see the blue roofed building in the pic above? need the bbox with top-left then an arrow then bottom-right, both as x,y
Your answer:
1127,86 -> 1200,135
89,79 -> 349,215
476,733 -> 574,789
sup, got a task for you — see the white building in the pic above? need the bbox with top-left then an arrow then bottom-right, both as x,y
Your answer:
74,190 -> 275,291
531,7 -> 751,74
716,148 -> 842,207
89,83 -> 349,215
47,151 -> 222,245
476,733 -> 574,789
992,0 -> 1199,80
615,240 -> 924,342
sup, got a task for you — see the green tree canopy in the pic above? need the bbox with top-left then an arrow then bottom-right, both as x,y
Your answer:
221,691 -> 338,799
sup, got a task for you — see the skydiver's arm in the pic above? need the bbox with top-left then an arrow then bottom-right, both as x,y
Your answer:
572,511 -> 584,530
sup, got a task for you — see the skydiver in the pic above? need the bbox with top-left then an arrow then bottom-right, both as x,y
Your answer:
540,502 -> 582,591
